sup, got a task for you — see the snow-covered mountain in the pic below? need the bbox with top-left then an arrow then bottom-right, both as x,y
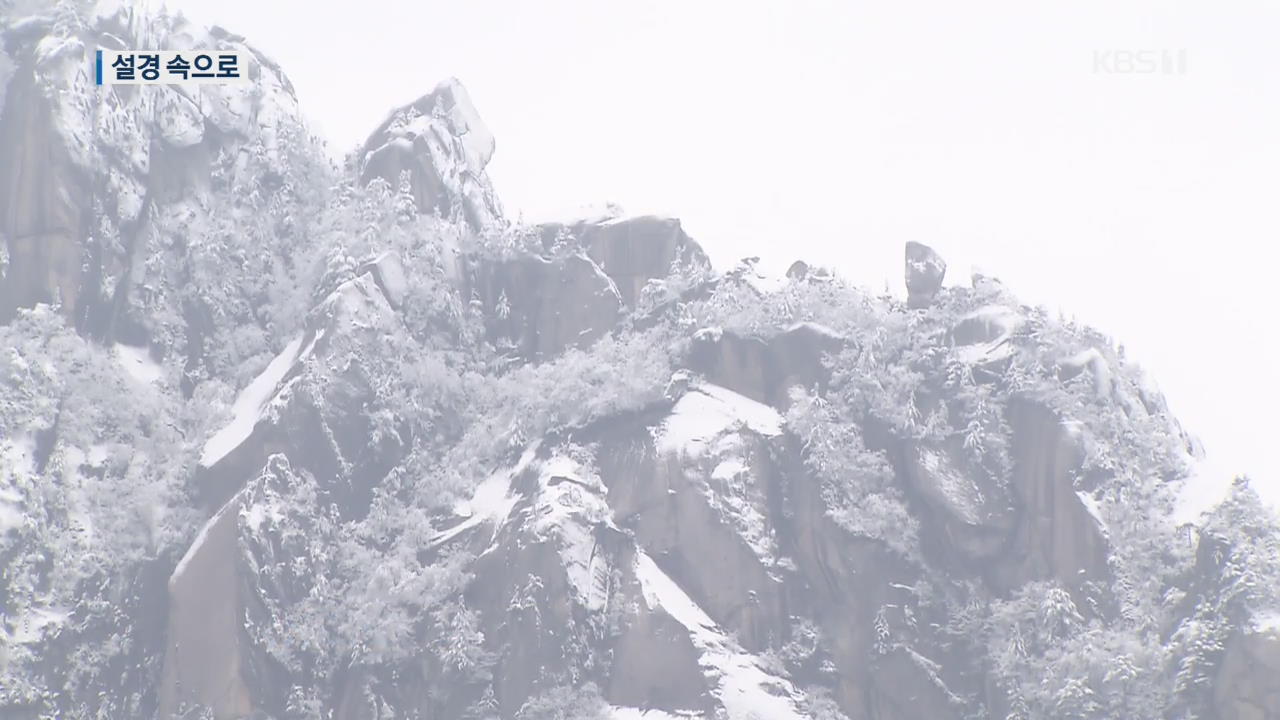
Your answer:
2,3 -> 1278,720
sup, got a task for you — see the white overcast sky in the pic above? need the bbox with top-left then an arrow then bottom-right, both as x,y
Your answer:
166,0 -> 1280,508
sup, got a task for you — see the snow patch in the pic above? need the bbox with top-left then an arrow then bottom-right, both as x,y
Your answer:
528,455 -> 614,612
113,343 -> 162,385
1060,348 -> 1113,397
635,552 -> 808,720
609,708 -> 695,720
171,488 -> 244,586
1076,490 -> 1108,536
785,321 -> 843,340
199,331 -> 322,468
953,305 -> 1022,365
434,444 -> 539,547
365,251 -> 408,308
657,384 -> 783,459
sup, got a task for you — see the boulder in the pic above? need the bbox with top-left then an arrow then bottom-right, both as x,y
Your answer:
904,241 -> 947,308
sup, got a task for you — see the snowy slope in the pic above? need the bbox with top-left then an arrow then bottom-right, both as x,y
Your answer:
635,552 -> 809,720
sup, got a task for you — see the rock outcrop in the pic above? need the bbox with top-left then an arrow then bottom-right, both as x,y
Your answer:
3,6 -> 1276,720
905,241 -> 947,308
688,322 -> 844,409
0,8 -> 305,338
536,214 -> 710,306
359,78 -> 503,230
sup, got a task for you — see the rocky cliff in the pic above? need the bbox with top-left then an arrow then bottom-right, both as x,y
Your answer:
1,3 -> 1279,720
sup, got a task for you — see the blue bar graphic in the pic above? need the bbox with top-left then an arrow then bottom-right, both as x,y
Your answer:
95,50 -> 103,85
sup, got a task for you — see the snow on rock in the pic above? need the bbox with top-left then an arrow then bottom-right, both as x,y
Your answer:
784,321 -> 844,341
171,486 -> 244,586
952,304 -> 1022,366
730,258 -> 788,296
609,707 -> 696,720
435,444 -> 539,548
530,200 -> 626,226
917,448 -> 986,526
1059,348 -> 1113,398
635,552 -> 809,720
656,383 -> 783,459
701,434 -> 779,568
361,251 -> 408,309
113,343 -> 163,385
360,77 -> 503,229
1076,490 -> 1108,537
526,454 -> 615,612
199,331 -> 322,468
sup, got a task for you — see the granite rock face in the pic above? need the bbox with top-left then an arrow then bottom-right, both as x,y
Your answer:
2,5 -> 1276,720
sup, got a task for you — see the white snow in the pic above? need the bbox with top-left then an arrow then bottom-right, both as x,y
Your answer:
1076,490 -> 1108,536
953,305 -> 1022,365
635,552 -> 808,720
701,435 -> 778,567
10,605 -> 70,645
785,321 -> 844,340
656,383 -> 783,459
113,343 -> 162,385
434,444 -> 539,547
740,264 -> 788,296
712,459 -> 748,482
1254,610 -> 1280,634
366,251 -> 408,308
918,449 -> 984,526
1060,348 -> 1113,397
199,331 -> 322,468
609,708 -> 694,720
528,455 -> 614,611
1171,454 -> 1238,526
171,487 -> 246,585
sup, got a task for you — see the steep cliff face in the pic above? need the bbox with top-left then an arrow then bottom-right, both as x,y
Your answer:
0,6 -> 307,345
2,4 -> 1279,720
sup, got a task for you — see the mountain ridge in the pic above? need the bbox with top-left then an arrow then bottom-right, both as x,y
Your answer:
1,3 -> 1278,720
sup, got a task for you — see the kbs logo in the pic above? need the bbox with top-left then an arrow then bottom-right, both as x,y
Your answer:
1093,49 -> 1189,75
95,50 -> 250,85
